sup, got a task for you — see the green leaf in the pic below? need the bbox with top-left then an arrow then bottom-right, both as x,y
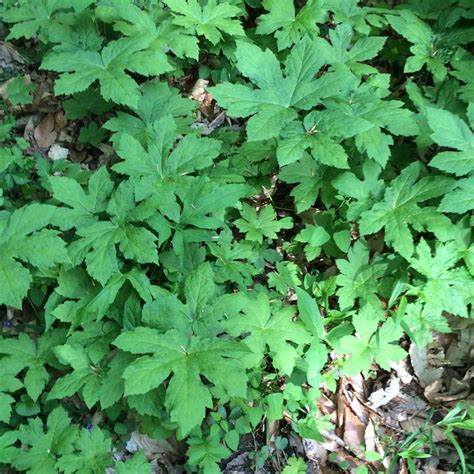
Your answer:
335,241 -> 388,310
115,329 -> 250,436
223,293 -> 311,374
0,259 -> 32,309
408,239 -> 473,319
6,76 -> 35,105
55,427 -> 112,473
279,155 -> 324,212
256,0 -> 324,50
235,204 -> 292,244
116,452 -> 151,474
4,0 -> 66,41
13,407 -> 78,473
41,37 -> 169,107
295,287 -> 324,337
426,108 -> 474,176
402,302 -> 450,347
187,435 -> 231,473
340,305 -> 406,375
439,177 -> 474,213
0,431 -> 18,464
165,0 -> 244,45
210,38 -> 327,141
268,261 -> 301,294
104,81 -> 195,144
359,163 -> 455,258
0,393 -> 16,424
50,167 -> 113,230
0,204 -> 68,308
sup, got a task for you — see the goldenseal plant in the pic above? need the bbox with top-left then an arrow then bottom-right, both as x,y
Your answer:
0,0 -> 473,472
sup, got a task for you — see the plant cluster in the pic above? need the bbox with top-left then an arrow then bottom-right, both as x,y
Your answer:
0,0 -> 473,472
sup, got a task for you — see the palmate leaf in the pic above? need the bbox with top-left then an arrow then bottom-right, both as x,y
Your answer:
41,37 -> 172,107
403,301 -> 450,347
0,366 -> 23,424
332,161 -> 384,221
223,293 -> 311,375
187,435 -> 231,473
340,304 -> 406,375
96,0 -> 199,59
439,176 -> 474,213
316,22 -> 387,73
235,204 -> 293,244
114,328 -> 250,436
3,0 -> 69,40
278,154 -> 325,212
13,406 -> 78,473
142,263 -> 244,337
0,432 -> 18,464
64,180 -> 158,285
212,35 -> 417,169
115,452 -> 151,474
50,266 -> 153,329
359,163 -> 455,258
426,107 -> 474,176
256,0 -> 325,50
50,166 -> 113,230
386,10 -> 448,81
104,81 -> 196,144
0,330 -> 66,403
164,0 -> 245,45
276,66 -> 417,168
114,115 -> 221,183
55,426 -> 112,474
210,37 -> 328,142
335,240 -> 388,310
408,239 -> 474,318
0,204 -> 68,308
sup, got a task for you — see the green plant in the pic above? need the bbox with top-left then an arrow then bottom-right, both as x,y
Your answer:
0,0 -> 473,472
390,403 -> 474,474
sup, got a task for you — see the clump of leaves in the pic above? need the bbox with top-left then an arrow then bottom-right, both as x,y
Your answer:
0,0 -> 473,473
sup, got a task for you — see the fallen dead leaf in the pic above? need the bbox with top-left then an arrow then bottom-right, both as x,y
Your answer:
409,343 -> 445,388
342,407 -> 366,454
363,419 -> 376,452
303,438 -> 328,465
34,113 -> 57,148
400,417 -> 447,442
266,419 -> 279,453
390,359 -> 413,385
0,41 -> 25,66
126,431 -> 180,459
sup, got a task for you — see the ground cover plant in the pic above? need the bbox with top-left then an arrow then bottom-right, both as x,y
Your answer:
0,0 -> 473,472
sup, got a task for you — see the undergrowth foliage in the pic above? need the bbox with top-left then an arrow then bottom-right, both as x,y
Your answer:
0,0 -> 473,472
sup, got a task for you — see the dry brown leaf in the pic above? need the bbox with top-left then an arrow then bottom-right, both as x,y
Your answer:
303,438 -> 328,464
363,420 -> 376,452
400,417 -> 447,442
384,392 -> 427,422
342,407 -> 366,454
34,114 -> 57,148
390,359 -> 413,384
0,41 -> 25,66
266,419 -> 279,453
409,343 -> 445,388
446,324 -> 474,366
126,431 -> 181,459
